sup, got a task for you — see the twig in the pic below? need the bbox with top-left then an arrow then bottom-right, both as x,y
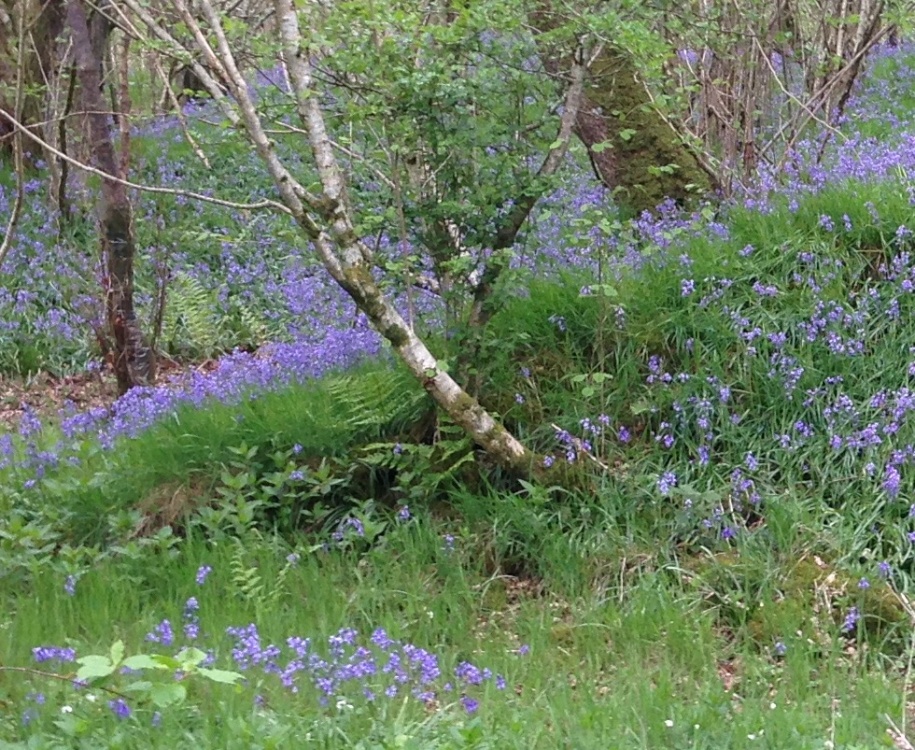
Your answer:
0,108 -> 288,213
153,57 -> 212,169
0,665 -> 131,700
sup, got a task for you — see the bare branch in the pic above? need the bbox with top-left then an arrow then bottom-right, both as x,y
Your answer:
274,0 -> 370,266
0,107 -> 289,213
153,57 -> 212,169
492,46 -> 586,252
266,120 -> 396,190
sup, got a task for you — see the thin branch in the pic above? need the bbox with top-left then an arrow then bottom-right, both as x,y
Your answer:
463,43 -> 587,355
0,107 -> 288,213
153,57 -> 212,169
491,47 -> 586,251
764,24 -> 893,164
185,0 -> 331,246
751,34 -> 848,158
0,665 -> 131,700
274,0 -> 371,267
266,121 -> 394,189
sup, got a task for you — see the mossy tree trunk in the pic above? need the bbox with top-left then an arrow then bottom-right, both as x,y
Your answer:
575,47 -> 716,216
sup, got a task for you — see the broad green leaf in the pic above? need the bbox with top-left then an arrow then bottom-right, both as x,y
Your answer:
197,667 -> 243,685
151,655 -> 181,670
122,680 -> 154,693
150,682 -> 187,708
122,654 -> 161,671
630,398 -> 651,416
109,640 -> 125,665
176,647 -> 208,667
75,655 -> 115,681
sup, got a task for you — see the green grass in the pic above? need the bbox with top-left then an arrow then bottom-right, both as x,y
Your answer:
1,514 -> 906,749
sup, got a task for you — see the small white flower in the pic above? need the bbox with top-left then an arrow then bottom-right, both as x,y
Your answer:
664,719 -> 674,728
85,694 -> 97,703
335,699 -> 353,711
61,705 -> 73,714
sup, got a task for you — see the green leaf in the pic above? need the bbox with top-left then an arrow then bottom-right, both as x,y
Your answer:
150,682 -> 187,708
75,655 -> 115,681
109,640 -> 125,665
548,138 -> 563,150
151,655 -> 181,670
122,680 -> 154,693
619,128 -> 637,142
630,398 -> 651,416
122,654 -> 161,671
591,141 -> 612,153
176,647 -> 208,668
54,715 -> 90,737
197,667 -> 244,685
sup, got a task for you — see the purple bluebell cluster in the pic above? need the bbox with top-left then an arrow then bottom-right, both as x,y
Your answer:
23,562 -> 515,722
5,330 -> 382,488
227,623 -> 506,712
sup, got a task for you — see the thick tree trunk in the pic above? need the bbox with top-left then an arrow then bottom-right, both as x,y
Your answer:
66,0 -> 155,394
575,48 -> 716,216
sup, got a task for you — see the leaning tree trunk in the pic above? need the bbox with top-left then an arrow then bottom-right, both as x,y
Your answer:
122,0 -> 534,472
575,47 -> 716,216
67,0 -> 155,394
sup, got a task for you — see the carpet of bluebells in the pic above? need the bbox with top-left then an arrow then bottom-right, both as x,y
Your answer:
6,40 -> 915,749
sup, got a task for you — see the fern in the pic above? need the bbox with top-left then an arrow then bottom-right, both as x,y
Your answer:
228,535 -> 292,610
325,366 -> 429,440
162,271 -> 225,357
229,538 -> 265,604
235,302 -> 276,348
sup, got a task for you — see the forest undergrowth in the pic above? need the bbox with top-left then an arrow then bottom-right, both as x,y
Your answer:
5,40 -> 915,750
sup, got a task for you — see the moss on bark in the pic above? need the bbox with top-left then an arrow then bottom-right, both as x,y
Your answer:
581,49 -> 714,217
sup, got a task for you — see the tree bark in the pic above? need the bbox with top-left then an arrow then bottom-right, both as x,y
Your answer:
66,0 -> 155,394
573,47 -> 716,216
0,0 -> 65,161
